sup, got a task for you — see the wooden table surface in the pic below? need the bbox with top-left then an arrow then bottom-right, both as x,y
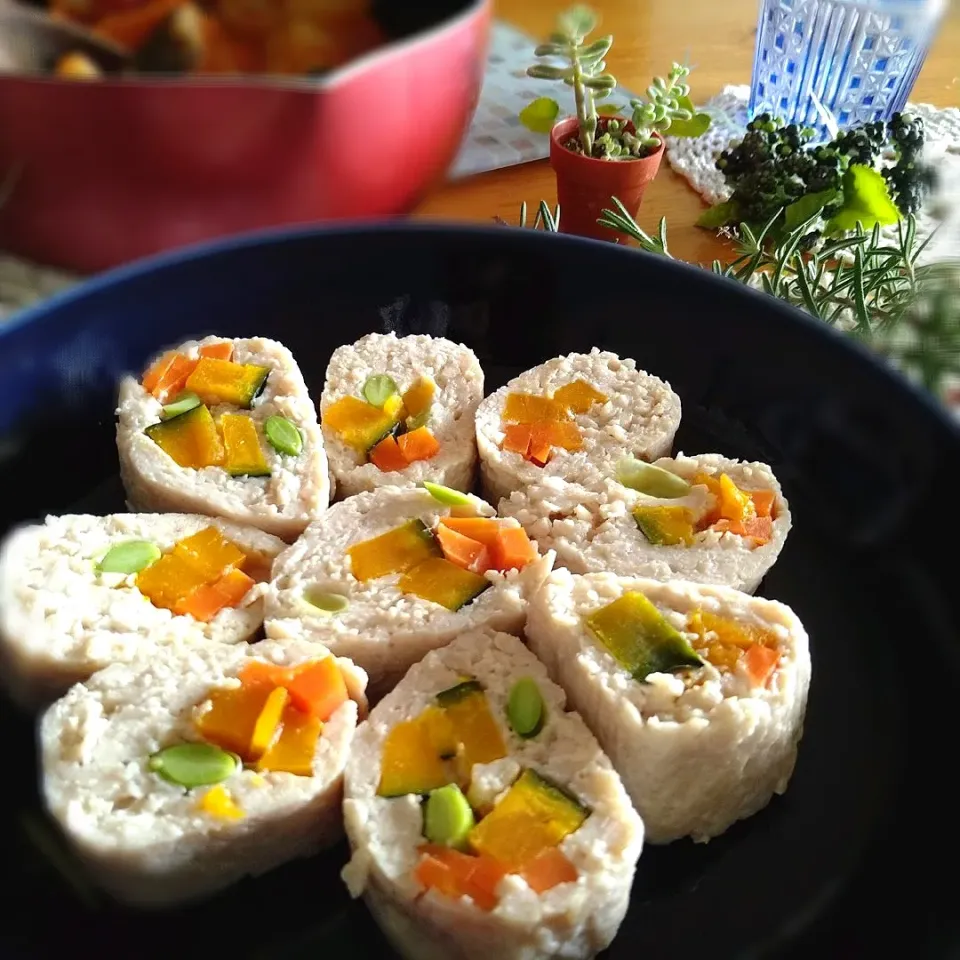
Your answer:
413,0 -> 960,267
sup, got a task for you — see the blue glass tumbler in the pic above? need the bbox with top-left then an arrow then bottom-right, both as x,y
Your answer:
748,0 -> 947,138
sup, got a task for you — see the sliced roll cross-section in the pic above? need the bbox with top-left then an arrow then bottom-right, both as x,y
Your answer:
320,332 -> 484,500
116,336 -> 330,541
341,629 -> 644,960
264,484 -> 554,696
40,639 -> 367,907
0,512 -> 285,709
525,568 -> 812,844
474,348 -> 681,505
500,452 -> 791,593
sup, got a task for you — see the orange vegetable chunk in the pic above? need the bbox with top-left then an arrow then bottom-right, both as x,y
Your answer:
744,644 -> 780,687
397,426 -> 440,463
250,686 -> 289,757
531,420 -> 582,452
490,527 -> 537,572
519,847 -> 579,893
748,490 -> 776,519
414,852 -> 460,901
239,660 -> 294,689
136,552 -> 209,612
199,341 -> 234,361
195,682 -> 274,760
377,718 -> 451,797
285,657 -> 348,720
143,352 -> 198,403
440,685 -> 508,779
438,517 -> 501,548
501,423 -> 532,457
369,434 -> 409,472
348,519 -> 441,583
502,393 -> 570,424
173,568 -> 255,621
174,526 -> 246,581
527,435 -> 553,466
435,524 -> 491,573
416,846 -> 507,911
256,703 -> 323,776
552,379 -> 608,414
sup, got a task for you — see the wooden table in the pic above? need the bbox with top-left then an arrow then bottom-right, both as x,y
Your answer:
413,0 -> 960,267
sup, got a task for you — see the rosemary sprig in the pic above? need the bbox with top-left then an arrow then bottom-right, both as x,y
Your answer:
506,197 -> 960,398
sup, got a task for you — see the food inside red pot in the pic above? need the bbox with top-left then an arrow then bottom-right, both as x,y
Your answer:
47,0 -> 386,77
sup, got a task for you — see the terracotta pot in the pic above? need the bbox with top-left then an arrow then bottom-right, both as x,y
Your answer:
549,116 -> 664,242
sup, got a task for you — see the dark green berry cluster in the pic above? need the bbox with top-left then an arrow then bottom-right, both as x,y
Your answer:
715,111 -> 934,226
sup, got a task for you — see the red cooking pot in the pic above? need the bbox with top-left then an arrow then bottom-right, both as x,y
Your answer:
0,0 -> 491,273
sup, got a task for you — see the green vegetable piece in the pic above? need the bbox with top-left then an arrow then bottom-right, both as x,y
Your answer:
616,457 -> 691,498
405,409 -> 431,432
422,784 -> 476,850
147,742 -> 240,788
507,677 -> 545,738
161,391 -> 202,420
633,504 -> 696,545
302,588 -> 349,614
436,678 -> 484,708
422,481 -> 473,507
96,540 -> 161,576
585,591 -> 703,681
264,415 -> 303,456
362,374 -> 399,408
826,164 -> 901,233
519,96 -> 561,134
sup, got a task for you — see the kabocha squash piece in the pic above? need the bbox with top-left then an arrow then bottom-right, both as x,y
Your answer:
467,769 -> 590,869
347,519 -> 441,583
250,686 -> 289,756
324,396 -> 398,453
398,558 -> 490,612
584,591 -> 703,681
435,681 -> 508,777
633,505 -> 696,546
184,357 -> 270,409
257,705 -> 323,776
172,526 -> 246,582
136,552 -> 212,612
552,379 -> 608,414
195,682 -> 275,759
145,403 -> 224,469
220,414 -> 271,477
502,393 -> 571,425
377,718 -> 452,798
402,376 -> 436,420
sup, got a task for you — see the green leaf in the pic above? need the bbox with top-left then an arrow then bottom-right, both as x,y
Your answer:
666,111 -> 711,137
519,97 -> 561,134
527,64 -> 570,81
559,5 -> 597,39
825,164 -> 901,234
676,95 -> 696,113
596,102 -> 623,116
784,188 -> 842,230
696,200 -> 739,229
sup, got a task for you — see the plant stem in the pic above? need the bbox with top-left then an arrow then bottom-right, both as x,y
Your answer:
569,42 -> 596,155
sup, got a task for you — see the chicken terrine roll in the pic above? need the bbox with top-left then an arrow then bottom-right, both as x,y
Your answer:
320,332 -> 484,500
0,513 -> 285,709
40,638 -> 368,907
474,348 -> 681,504
117,336 -> 330,541
500,452 -> 791,594
264,484 -> 554,696
341,629 -> 644,960
525,569 -> 811,844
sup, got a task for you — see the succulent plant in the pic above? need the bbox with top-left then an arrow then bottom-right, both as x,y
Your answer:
523,6 -> 710,160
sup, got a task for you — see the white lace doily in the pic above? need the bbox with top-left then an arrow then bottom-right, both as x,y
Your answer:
664,84 -> 960,264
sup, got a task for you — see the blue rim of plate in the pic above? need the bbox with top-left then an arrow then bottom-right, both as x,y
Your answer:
2,217 -> 957,445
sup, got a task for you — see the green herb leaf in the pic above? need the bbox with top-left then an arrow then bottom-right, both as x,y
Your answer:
696,200 -> 739,229
825,165 -> 902,234
596,102 -> 623,116
519,96 -> 561,134
784,188 -> 842,230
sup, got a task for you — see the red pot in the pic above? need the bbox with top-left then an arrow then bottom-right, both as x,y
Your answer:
549,116 -> 663,242
0,0 -> 490,273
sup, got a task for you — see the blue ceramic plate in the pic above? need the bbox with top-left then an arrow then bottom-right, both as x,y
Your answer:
0,223 -> 957,959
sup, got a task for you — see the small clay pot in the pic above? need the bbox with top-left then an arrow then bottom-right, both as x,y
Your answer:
549,115 -> 664,241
